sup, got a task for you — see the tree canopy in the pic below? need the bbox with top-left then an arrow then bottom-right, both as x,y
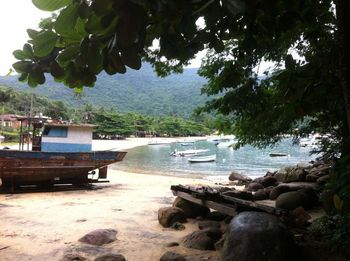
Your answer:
13,1 -> 350,175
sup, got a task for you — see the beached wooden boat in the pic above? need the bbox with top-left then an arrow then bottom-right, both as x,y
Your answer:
0,117 -> 126,192
188,154 -> 216,163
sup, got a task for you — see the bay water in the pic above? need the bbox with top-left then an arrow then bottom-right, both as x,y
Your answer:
112,139 -> 316,180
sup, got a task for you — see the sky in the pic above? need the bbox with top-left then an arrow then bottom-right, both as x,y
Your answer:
0,1 -> 51,76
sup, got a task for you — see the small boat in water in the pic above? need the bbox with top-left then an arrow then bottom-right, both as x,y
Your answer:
269,153 -> 289,157
170,149 -> 209,157
188,154 -> 216,163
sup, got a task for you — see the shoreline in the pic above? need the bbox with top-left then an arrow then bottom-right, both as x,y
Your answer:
0,169 -> 219,261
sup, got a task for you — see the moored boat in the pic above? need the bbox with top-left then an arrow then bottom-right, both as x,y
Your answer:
170,149 -> 209,157
188,154 -> 216,163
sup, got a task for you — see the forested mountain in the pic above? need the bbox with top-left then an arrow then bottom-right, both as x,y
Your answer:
0,64 -> 207,118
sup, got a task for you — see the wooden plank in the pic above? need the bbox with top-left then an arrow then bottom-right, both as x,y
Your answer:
173,191 -> 237,216
171,184 -> 288,216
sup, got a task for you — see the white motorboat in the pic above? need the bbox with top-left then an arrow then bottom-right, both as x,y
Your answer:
170,149 -> 209,157
216,139 -> 236,148
188,154 -> 216,163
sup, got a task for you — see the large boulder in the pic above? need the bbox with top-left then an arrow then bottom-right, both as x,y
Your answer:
182,228 -> 222,250
260,176 -> 278,187
173,197 -> 210,218
78,229 -> 117,246
222,212 -> 295,261
158,207 -> 186,228
275,191 -> 314,210
159,251 -> 187,261
223,190 -> 253,200
228,171 -> 252,183
274,167 -> 306,182
269,185 -> 291,200
246,182 -> 264,192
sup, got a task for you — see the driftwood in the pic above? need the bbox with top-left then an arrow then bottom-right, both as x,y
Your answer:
171,185 -> 287,217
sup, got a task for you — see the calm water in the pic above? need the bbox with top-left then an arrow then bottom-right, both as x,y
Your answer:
112,139 -> 316,180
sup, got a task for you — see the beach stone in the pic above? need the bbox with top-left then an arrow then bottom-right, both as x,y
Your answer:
228,171 -> 252,183
274,167 -> 306,182
164,242 -> 180,247
260,176 -> 278,187
94,254 -> 126,261
60,254 -> 86,261
269,185 -> 291,200
160,251 -> 187,261
222,212 -> 295,261
182,228 -> 222,250
171,222 -> 186,231
246,182 -> 264,191
173,197 -> 210,218
223,190 -> 253,200
158,207 -> 186,228
285,182 -> 318,191
306,174 -> 319,182
205,211 -> 228,221
253,189 -> 268,200
317,175 -> 330,185
276,190 -> 314,210
78,229 -> 117,246
198,220 -> 221,230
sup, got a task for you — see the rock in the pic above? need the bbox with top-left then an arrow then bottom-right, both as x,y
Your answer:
275,191 -> 314,210
284,182 -> 318,191
78,229 -> 117,246
198,220 -> 221,230
171,222 -> 186,231
297,161 -> 312,169
164,242 -> 179,247
253,189 -> 268,200
182,228 -> 222,250
298,188 -> 319,208
252,177 -> 264,183
222,212 -> 295,261
316,175 -> 330,185
274,167 -> 306,182
205,211 -> 228,221
223,190 -> 253,200
94,254 -> 126,261
283,207 -> 311,228
228,171 -> 252,183
160,251 -> 187,261
269,185 -> 291,200
246,182 -> 264,191
158,207 -> 186,228
173,197 -> 209,218
260,176 -> 278,187
264,171 -> 276,177
306,174 -> 319,182
60,254 -> 86,261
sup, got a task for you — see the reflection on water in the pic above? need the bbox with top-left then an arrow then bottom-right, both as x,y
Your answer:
112,139 -> 316,179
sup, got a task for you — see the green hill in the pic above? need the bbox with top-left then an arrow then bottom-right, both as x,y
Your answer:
0,64 -> 207,118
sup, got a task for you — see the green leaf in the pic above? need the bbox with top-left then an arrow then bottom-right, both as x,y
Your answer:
12,61 -> 32,73
32,30 -> 58,57
27,29 -> 40,39
13,50 -> 28,60
54,3 -> 79,37
32,0 -> 71,11
56,45 -> 80,67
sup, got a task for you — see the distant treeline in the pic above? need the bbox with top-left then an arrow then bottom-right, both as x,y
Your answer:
0,86 -> 212,137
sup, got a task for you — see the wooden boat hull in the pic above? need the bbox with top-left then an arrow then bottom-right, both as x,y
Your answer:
0,150 -> 127,191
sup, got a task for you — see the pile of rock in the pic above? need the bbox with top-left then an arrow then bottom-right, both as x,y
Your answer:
228,159 -> 333,211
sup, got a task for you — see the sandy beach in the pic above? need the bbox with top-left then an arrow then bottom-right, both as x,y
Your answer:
0,138 -> 221,261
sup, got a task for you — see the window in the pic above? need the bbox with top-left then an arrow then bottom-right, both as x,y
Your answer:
42,126 -> 68,137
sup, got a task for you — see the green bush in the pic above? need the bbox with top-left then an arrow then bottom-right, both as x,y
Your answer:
309,214 -> 350,257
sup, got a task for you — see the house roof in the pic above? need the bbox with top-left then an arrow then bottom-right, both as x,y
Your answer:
45,123 -> 96,128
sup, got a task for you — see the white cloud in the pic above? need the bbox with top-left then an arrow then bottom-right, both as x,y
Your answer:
0,1 -> 50,75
